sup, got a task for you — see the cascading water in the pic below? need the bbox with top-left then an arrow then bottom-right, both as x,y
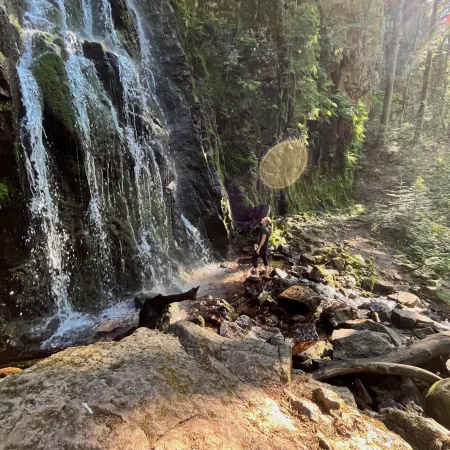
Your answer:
16,0 -> 213,344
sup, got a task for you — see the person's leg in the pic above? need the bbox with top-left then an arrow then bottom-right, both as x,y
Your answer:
251,251 -> 259,275
262,250 -> 269,277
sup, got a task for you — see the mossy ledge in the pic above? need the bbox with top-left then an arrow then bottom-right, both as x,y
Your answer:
31,53 -> 76,134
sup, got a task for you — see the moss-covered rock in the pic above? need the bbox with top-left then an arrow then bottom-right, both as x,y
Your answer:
32,53 -> 76,134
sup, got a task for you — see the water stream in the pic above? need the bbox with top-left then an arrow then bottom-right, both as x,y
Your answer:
17,0 -> 212,346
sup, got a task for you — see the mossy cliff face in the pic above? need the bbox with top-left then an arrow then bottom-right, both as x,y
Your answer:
0,3 -> 32,319
170,0 -> 384,217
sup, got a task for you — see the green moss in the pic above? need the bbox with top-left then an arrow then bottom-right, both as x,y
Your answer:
0,100 -> 12,113
32,53 -> 76,133
8,14 -> 22,34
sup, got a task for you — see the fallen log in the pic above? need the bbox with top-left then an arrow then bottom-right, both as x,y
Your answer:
138,287 -> 199,329
313,361 -> 442,384
312,331 -> 450,383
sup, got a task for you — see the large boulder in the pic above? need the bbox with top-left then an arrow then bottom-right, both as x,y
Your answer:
331,329 -> 395,359
344,319 -> 403,347
0,327 -> 412,449
391,308 -> 437,330
277,285 -> 322,315
379,408 -> 450,450
425,379 -> 450,431
388,292 -> 423,308
171,321 -> 291,385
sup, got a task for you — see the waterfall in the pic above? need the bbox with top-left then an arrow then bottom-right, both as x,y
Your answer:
18,36 -> 72,316
15,0 -> 216,340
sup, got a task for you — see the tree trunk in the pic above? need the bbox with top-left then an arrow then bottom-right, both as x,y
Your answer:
414,0 -> 440,140
399,2 -> 423,127
312,361 -> 442,384
376,0 -> 405,148
441,34 -> 450,130
312,331 -> 450,381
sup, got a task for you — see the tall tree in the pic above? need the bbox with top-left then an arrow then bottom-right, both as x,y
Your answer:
376,0 -> 405,149
414,0 -> 440,141
399,1 -> 423,127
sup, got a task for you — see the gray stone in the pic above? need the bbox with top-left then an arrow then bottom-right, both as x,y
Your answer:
278,285 -> 322,315
331,329 -> 395,359
300,253 -> 316,265
379,408 -> 450,450
330,257 -> 345,273
323,305 -> 358,328
425,379 -> 450,431
413,327 -> 435,339
374,279 -> 397,295
391,308 -> 436,330
388,291 -> 423,308
344,319 -> 403,347
172,321 -> 291,385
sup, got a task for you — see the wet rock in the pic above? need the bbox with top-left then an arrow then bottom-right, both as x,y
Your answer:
94,320 -> 121,337
424,379 -> 450,431
374,280 -> 397,295
322,305 -> 358,328
344,319 -> 403,347
391,308 -> 436,330
388,292 -> 423,308
379,408 -> 450,450
414,327 -> 435,339
278,285 -> 322,315
331,329 -> 395,359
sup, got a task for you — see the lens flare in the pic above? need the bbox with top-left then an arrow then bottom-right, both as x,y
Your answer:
259,140 -> 309,189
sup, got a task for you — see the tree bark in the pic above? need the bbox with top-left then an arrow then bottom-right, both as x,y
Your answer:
399,2 -> 423,127
376,0 -> 405,148
313,361 -> 442,384
414,0 -> 440,140
312,331 -> 450,382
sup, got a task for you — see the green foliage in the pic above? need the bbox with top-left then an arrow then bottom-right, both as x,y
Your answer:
0,180 -> 10,208
373,125 -> 450,277
32,53 -> 76,133
269,227 -> 286,247
284,170 -> 353,213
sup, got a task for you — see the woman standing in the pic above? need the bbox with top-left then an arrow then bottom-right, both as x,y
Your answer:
250,217 -> 272,278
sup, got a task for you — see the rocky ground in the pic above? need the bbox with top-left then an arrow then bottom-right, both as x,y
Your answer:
1,213 -> 450,449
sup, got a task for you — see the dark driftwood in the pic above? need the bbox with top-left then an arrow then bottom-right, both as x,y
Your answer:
313,331 -> 450,383
138,287 -> 199,329
313,361 -> 442,384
